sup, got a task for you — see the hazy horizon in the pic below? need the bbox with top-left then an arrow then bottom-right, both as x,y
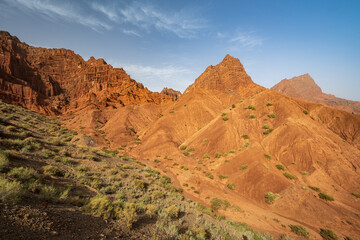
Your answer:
0,0 -> 359,101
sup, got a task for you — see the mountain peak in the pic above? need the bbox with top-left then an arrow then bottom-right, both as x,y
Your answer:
185,55 -> 256,94
274,74 -> 322,98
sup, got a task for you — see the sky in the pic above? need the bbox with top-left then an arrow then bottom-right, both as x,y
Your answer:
0,0 -> 359,100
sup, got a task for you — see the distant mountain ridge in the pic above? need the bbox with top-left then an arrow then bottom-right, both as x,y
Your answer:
271,73 -> 360,114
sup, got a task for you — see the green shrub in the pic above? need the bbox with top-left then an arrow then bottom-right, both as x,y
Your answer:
222,116 -> 229,121
166,205 -> 179,219
319,229 -> 338,240
284,172 -> 296,180
266,102 -> 273,106
187,147 -> 195,152
83,195 -> 114,219
211,198 -> 223,210
263,124 -> 270,129
264,153 -> 272,159
180,145 -> 187,150
249,114 -> 256,119
0,177 -> 24,203
300,171 -> 309,175
215,152 -> 222,158
268,113 -> 276,118
276,164 -> 285,170
40,185 -> 59,202
308,186 -> 320,192
0,151 -> 10,171
153,190 -> 165,200
265,192 -> 280,204
41,149 -> 55,158
241,134 -> 249,139
351,192 -> 360,198
227,183 -> 235,190
203,138 -> 208,142
218,175 -> 228,179
232,104 -> 236,108
318,192 -> 334,201
42,165 -> 63,177
8,167 -> 37,181
263,129 -> 273,135
183,152 -> 189,156
245,105 -> 256,110
303,110 -> 309,115
289,225 -> 309,238
203,154 -> 210,158
240,164 -> 248,170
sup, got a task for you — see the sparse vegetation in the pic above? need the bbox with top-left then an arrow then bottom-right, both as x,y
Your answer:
308,186 -> 320,192
351,192 -> 360,198
268,113 -> 276,118
318,192 -> 334,201
264,153 -> 272,159
289,225 -> 309,238
320,228 -> 338,240
265,192 -> 280,204
211,198 -> 223,210
0,151 -> 10,171
240,164 -> 248,170
276,164 -> 285,170
180,145 -> 187,150
227,183 -> 235,190
241,134 -> 249,139
303,110 -> 309,115
245,105 -> 256,110
203,154 -> 210,158
266,102 -> 273,106
249,114 -> 256,119
222,116 -> 229,121
214,152 -> 222,158
284,172 -> 296,180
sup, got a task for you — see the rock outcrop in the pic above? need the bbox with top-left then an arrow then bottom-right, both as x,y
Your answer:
0,31 -> 173,114
272,74 -> 360,114
160,88 -> 181,101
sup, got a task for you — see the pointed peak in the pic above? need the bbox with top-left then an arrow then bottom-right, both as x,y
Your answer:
220,54 -> 241,65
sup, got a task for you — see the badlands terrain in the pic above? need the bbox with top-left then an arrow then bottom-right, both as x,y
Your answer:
1,30 -> 360,239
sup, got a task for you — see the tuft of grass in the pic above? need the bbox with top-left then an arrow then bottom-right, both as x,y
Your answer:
351,192 -> 360,198
249,114 -> 256,119
218,174 -> 228,179
227,183 -> 235,190
214,152 -> 222,158
263,124 -> 270,129
276,164 -> 285,171
240,164 -> 248,170
245,105 -> 256,110
203,138 -> 208,142
266,102 -> 273,106
264,153 -> 272,159
318,192 -> 334,201
319,228 -> 338,240
202,154 -> 210,159
8,167 -> 37,181
265,192 -> 280,204
268,113 -> 276,118
241,134 -> 249,139
232,104 -> 236,108
300,171 -> 309,175
303,110 -> 309,115
283,172 -> 296,180
222,116 -> 229,121
263,129 -> 273,135
308,186 -> 320,192
211,198 -> 223,211
289,225 -> 309,238
0,177 -> 24,203
166,205 -> 179,219
0,151 -> 10,171
180,145 -> 187,150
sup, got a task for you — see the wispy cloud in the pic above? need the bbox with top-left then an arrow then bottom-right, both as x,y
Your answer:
5,0 -> 111,31
122,29 -> 142,37
92,1 -> 205,39
109,60 -> 193,92
229,32 -> 263,48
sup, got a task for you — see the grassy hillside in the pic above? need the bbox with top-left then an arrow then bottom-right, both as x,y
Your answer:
0,100 -> 280,240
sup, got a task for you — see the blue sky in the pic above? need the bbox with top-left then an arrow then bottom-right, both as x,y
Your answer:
0,0 -> 359,100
